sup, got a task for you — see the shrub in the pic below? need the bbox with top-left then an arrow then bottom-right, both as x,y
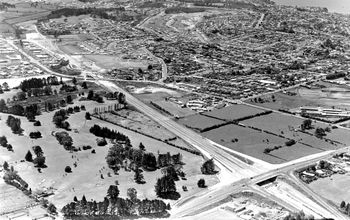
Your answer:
197,179 -> 206,188
33,120 -> 41,126
65,166 -> 72,173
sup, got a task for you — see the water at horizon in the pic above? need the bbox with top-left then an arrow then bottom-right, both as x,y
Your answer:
273,0 -> 350,14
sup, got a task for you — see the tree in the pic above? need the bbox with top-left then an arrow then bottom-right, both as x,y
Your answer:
25,150 -> 33,162
17,91 -> 26,101
315,127 -> 326,138
2,82 -> 9,91
162,166 -> 179,181
87,90 -> 94,100
65,166 -> 72,173
134,167 -> 145,184
341,201 -> 346,209
85,112 -> 91,120
0,135 -> 8,147
48,203 -> 57,214
3,161 -> 9,170
139,142 -> 145,151
0,99 -> 7,112
66,95 -> 73,104
127,188 -> 137,202
72,77 -> 77,85
301,119 -> 312,130
107,185 -> 119,200
73,196 -> 78,202
32,145 -> 43,157
142,152 -> 157,171
34,120 -> 41,126
197,179 -> 206,188
201,159 -> 217,175
81,195 -> 87,206
33,156 -> 46,168
7,144 -> 13,151
81,81 -> 87,89
155,174 -> 180,200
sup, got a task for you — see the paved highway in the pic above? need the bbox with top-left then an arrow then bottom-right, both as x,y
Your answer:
97,80 -> 269,181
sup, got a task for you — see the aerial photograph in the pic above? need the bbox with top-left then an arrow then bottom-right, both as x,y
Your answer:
1,0 -> 350,219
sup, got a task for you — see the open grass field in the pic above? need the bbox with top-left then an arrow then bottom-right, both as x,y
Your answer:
202,104 -> 267,121
97,109 -> 197,151
241,112 -> 350,149
308,173 -> 350,207
202,124 -> 316,164
0,95 -> 213,210
178,114 -> 225,132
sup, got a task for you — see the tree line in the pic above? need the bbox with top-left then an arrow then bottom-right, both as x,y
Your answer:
61,185 -> 170,218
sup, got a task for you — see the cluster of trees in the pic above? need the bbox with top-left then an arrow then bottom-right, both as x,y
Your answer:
29,131 -> 42,139
164,6 -> 206,14
55,131 -> 74,151
30,146 -> 46,168
89,125 -> 131,144
301,119 -> 313,130
283,211 -> 324,220
53,109 -> 71,130
19,76 -> 60,92
3,164 -> 30,193
61,186 -> 170,218
87,90 -> 104,103
47,7 -> 125,20
340,201 -> 350,216
201,159 -> 217,175
106,142 -> 183,176
197,179 -> 206,188
155,170 -> 181,200
264,145 -> 282,154
285,139 -> 296,146
0,2 -> 15,10
6,115 -> 23,135
315,127 -> 329,138
52,106 -> 86,130
326,72 -> 346,80
0,136 -> 13,151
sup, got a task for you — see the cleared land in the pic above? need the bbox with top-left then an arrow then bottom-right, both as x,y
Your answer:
178,114 -> 225,132
202,104 -> 266,121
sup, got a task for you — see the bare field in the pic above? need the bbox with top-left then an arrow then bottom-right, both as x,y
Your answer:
202,104 -> 267,121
